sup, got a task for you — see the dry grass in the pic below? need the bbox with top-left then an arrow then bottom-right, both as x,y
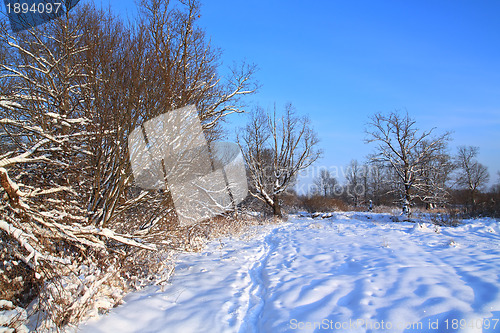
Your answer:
163,212 -> 274,253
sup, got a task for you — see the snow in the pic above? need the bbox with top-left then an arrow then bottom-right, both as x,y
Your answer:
77,213 -> 500,333
0,300 -> 28,332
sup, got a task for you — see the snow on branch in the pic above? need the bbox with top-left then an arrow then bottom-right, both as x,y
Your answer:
0,220 -> 70,266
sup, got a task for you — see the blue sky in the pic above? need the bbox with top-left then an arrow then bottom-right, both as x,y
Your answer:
90,0 -> 500,187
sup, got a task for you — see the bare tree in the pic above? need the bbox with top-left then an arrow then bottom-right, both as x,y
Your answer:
363,160 -> 392,205
0,0 -> 257,248
365,111 -> 451,216
454,146 -> 490,211
82,0 -> 257,228
313,169 -> 337,197
238,104 -> 321,217
0,10 -> 167,326
345,159 -> 363,207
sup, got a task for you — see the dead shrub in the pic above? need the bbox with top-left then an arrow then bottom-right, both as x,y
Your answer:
301,195 -> 348,213
429,210 -> 462,227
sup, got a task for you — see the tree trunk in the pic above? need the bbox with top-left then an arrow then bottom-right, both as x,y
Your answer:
403,185 -> 412,217
470,190 -> 476,212
272,194 -> 282,218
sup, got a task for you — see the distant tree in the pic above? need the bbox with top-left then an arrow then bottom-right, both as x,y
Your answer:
313,169 -> 337,197
454,146 -> 490,211
345,159 -> 363,207
365,111 -> 451,216
238,104 -> 321,217
360,162 -> 371,204
365,160 -> 391,205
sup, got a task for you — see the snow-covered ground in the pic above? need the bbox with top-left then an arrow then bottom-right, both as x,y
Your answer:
78,213 -> 500,333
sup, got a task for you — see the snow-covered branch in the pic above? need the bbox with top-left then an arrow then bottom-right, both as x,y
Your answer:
238,104 -> 321,217
366,111 -> 452,215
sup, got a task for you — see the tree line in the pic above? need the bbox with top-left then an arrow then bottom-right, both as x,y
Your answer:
304,111 -> 497,217
237,109 -> 498,219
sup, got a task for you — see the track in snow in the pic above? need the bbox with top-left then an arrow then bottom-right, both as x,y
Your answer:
79,213 -> 500,333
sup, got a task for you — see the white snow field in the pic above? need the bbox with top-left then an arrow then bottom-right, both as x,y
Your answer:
79,213 -> 500,333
